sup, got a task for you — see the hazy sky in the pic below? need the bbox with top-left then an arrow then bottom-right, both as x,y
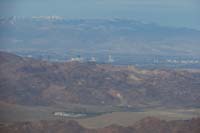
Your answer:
0,0 -> 199,29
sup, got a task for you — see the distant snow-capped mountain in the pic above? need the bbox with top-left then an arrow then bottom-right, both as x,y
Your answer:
0,16 -> 200,56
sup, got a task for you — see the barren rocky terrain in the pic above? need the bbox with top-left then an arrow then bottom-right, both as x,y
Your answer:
0,117 -> 200,133
0,51 -> 200,108
0,51 -> 200,133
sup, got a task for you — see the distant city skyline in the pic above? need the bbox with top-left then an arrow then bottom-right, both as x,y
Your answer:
0,0 -> 199,30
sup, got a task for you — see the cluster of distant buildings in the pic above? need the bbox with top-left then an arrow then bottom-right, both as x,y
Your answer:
166,59 -> 200,64
15,50 -> 200,66
70,55 -> 114,63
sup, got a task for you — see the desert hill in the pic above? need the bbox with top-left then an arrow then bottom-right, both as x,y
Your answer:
0,51 -> 200,107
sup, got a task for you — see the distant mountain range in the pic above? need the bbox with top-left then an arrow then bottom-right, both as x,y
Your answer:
0,51 -> 200,108
0,16 -> 200,56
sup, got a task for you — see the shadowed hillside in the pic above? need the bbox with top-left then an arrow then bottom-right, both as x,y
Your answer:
0,117 -> 199,133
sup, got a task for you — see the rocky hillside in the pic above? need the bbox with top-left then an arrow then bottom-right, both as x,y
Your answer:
0,117 -> 199,133
0,51 -> 200,107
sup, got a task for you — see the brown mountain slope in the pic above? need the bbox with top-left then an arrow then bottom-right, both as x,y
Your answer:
0,117 -> 200,133
0,120 -> 93,133
133,117 -> 200,133
0,51 -> 200,107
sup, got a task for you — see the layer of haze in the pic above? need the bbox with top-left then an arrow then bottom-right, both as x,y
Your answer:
0,0 -> 199,30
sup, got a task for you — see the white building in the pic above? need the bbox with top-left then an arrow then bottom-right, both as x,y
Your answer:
108,55 -> 114,63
